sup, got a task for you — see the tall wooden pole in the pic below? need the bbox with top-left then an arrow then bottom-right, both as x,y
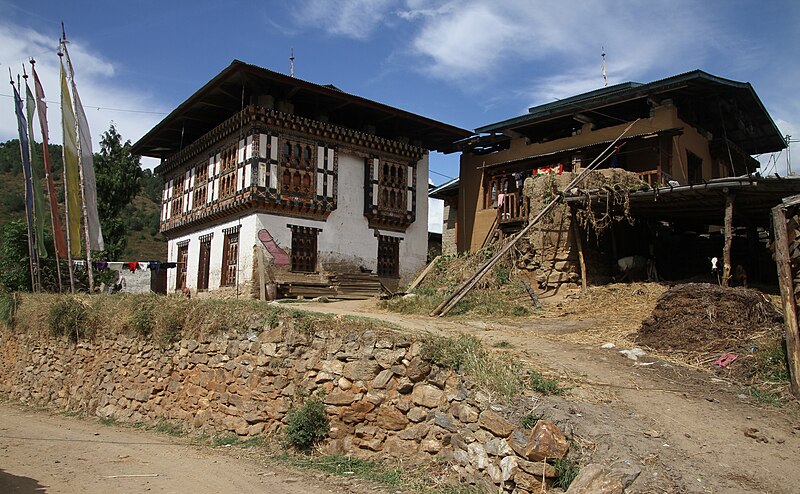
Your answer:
721,189 -> 735,287
571,217 -> 588,292
771,204 -> 800,398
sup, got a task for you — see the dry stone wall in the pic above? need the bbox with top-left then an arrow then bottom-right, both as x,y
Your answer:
0,320 -> 568,493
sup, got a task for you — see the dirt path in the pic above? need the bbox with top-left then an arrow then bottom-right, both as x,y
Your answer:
0,402 -> 369,494
300,299 -> 800,494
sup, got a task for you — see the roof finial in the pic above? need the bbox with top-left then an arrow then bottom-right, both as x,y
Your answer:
289,47 -> 295,78
601,47 -> 608,87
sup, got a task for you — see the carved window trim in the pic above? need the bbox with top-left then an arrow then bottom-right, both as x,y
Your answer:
280,137 -> 316,201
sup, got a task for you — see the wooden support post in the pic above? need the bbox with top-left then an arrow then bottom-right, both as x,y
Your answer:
256,246 -> 267,302
771,204 -> 800,398
722,189 -> 735,287
407,255 -> 440,293
571,217 -> 587,292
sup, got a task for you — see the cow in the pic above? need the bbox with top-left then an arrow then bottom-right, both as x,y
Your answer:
616,255 -> 658,282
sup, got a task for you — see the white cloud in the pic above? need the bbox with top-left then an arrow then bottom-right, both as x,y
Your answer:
0,22 -> 166,169
428,197 -> 443,233
291,0 -> 396,39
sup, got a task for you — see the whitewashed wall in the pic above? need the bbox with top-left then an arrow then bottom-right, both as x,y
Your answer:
166,150 -> 429,292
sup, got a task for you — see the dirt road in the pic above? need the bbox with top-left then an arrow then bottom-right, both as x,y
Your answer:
301,299 -> 800,494
0,403 -> 355,494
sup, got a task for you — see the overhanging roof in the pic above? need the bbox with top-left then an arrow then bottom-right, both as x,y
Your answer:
565,175 -> 800,227
476,70 -> 786,156
132,60 -> 471,159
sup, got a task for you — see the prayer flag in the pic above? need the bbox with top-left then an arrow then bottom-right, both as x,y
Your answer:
61,58 -> 82,257
64,43 -> 104,251
24,77 -> 48,258
32,63 -> 68,258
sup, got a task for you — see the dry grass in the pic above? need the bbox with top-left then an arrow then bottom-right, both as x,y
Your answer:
539,282 -> 667,347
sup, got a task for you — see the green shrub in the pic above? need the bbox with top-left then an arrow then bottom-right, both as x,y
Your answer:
529,370 -> 562,395
284,399 -> 329,451
521,412 -> 543,429
130,301 -> 155,336
0,287 -> 18,326
49,296 -> 93,341
553,458 -> 580,489
753,343 -> 790,383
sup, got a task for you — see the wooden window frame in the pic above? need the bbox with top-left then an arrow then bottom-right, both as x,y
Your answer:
290,225 -> 320,273
197,234 -> 212,291
220,227 -> 240,287
176,242 -> 189,291
378,159 -> 407,212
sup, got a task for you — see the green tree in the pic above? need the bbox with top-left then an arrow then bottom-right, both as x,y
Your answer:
140,168 -> 163,203
0,219 -> 61,292
94,124 -> 142,260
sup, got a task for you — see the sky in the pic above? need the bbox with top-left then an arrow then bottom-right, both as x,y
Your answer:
1,0 -> 799,232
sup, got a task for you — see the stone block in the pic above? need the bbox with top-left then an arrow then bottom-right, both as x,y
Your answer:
324,390 -> 357,406
375,406 -> 409,431
478,410 -> 515,438
343,360 -> 381,382
405,357 -> 431,382
411,383 -> 443,408
523,420 -> 568,462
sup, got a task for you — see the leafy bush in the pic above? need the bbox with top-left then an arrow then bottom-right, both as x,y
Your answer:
49,296 -> 93,341
521,412 -> 543,429
553,458 -> 580,489
284,399 -> 329,451
0,287 -> 19,326
529,370 -> 563,395
130,297 -> 156,336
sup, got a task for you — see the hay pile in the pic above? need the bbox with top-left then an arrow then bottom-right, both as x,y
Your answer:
637,283 -> 783,354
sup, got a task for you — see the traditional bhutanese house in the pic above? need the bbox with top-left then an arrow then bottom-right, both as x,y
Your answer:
437,70 -> 794,288
132,60 -> 470,298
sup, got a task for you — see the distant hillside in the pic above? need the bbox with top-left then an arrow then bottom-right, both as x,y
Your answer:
0,139 -> 166,261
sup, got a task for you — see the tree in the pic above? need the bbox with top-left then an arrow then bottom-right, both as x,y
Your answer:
94,124 -> 142,260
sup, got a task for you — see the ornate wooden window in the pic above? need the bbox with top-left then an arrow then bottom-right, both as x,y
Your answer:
280,138 -> 316,200
377,235 -> 400,278
170,177 -> 185,217
176,241 -> 189,291
193,163 -> 208,208
219,143 -> 238,199
290,225 -> 320,273
220,226 -> 240,287
364,156 -> 416,230
197,233 -> 212,291
379,161 -> 407,212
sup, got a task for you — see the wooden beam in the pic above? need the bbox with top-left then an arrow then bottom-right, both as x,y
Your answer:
771,204 -> 800,398
571,218 -> 587,292
721,189 -> 735,287
406,255 -> 440,293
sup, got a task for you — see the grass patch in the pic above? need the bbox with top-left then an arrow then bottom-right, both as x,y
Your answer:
753,343 -> 790,383
529,370 -> 563,395
99,417 -> 117,426
0,287 -> 18,327
211,432 -> 240,446
493,340 -> 513,349
153,422 -> 185,437
521,413 -> 543,429
62,410 -> 81,418
278,453 -> 403,487
420,334 -> 563,402
283,399 -> 329,451
553,458 -> 580,490
747,387 -> 783,406
48,296 -> 94,341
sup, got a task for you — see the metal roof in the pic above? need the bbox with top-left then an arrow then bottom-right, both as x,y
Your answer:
132,60 -> 471,159
475,70 -> 786,156
428,177 -> 460,199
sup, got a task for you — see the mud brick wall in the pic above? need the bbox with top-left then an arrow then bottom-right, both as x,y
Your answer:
0,322 -> 563,493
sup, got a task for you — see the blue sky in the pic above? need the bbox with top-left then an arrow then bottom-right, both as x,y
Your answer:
1,0 -> 799,228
